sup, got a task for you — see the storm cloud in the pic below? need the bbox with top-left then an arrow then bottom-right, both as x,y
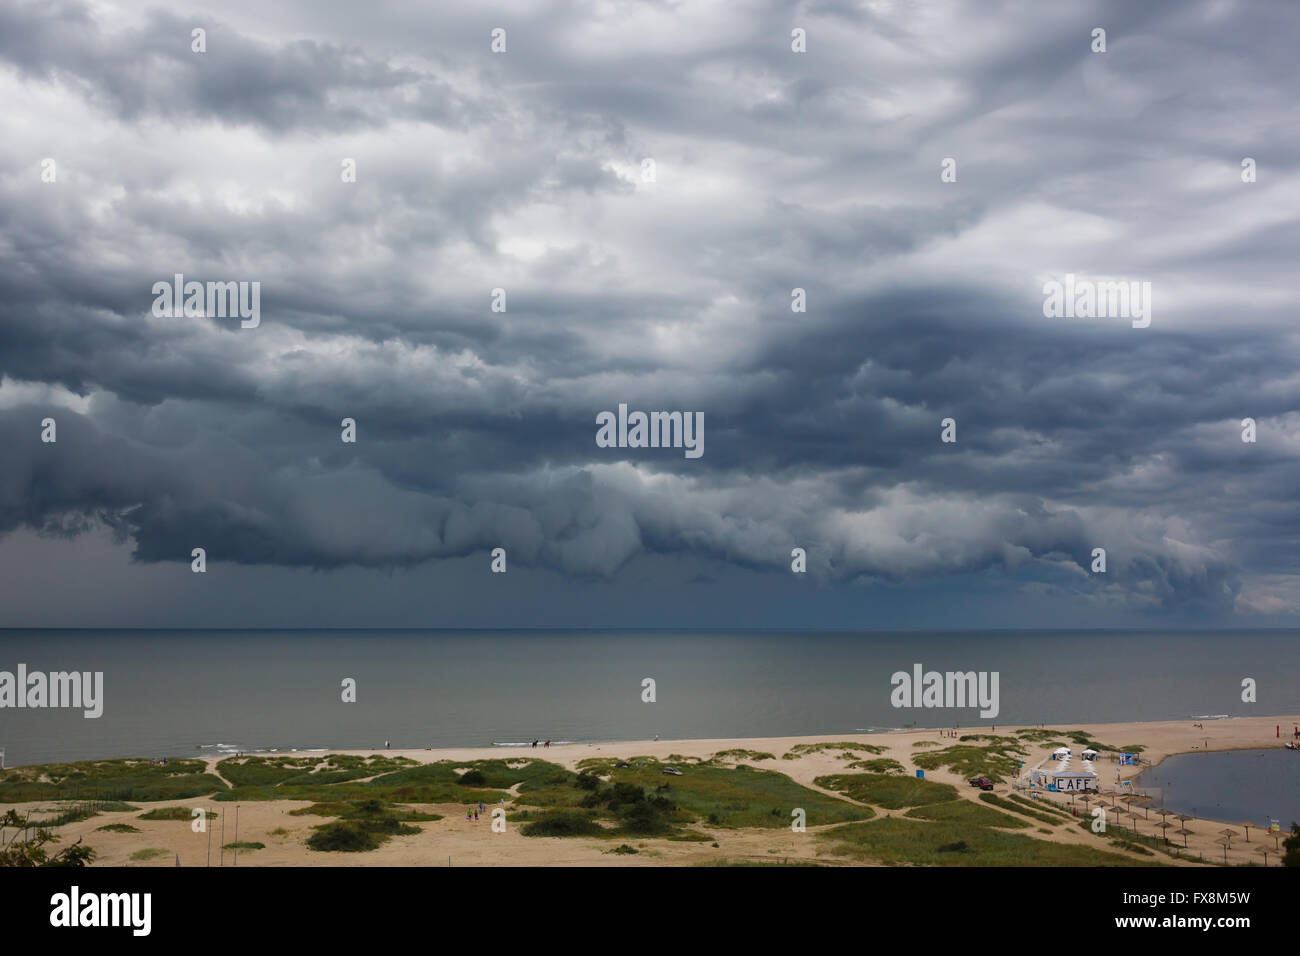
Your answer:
1,0 -> 1297,626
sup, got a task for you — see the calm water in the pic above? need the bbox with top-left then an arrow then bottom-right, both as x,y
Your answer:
0,629 -> 1297,767
1137,749 -> 1300,828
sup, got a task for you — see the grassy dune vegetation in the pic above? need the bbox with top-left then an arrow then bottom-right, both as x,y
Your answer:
814,772 -> 958,809
0,731 -> 1171,864
820,818 -> 1154,866
0,758 -> 225,802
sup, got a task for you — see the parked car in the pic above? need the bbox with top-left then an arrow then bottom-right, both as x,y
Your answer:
662,766 -> 683,776
968,776 -> 994,789
614,761 -> 630,768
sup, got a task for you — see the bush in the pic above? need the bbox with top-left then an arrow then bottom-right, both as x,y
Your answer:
457,770 -> 486,786
521,810 -> 604,837
1283,822 -> 1300,867
307,822 -> 377,852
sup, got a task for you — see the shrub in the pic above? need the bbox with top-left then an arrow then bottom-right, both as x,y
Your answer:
521,811 -> 604,837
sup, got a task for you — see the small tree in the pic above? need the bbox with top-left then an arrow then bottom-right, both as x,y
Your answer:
0,810 -> 96,867
1283,822 -> 1300,867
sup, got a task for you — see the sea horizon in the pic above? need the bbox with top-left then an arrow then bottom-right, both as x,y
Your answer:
3,628 -> 1297,767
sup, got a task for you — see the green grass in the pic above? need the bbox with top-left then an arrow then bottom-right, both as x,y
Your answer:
782,742 -> 886,760
129,848 -> 169,862
209,756 -> 557,804
815,773 -> 957,810
695,858 -> 826,866
710,749 -> 776,763
96,823 -> 141,833
592,759 -> 874,829
905,799 -> 1030,829
1005,793 -> 1075,819
1014,729 -> 1144,754
306,811 -> 421,852
820,818 -> 1161,866
36,806 -> 99,827
521,810 -> 606,837
291,798 -> 441,825
138,807 -> 218,821
222,841 -> 265,850
0,758 -> 226,803
911,740 -> 1027,782
978,792 -> 1062,826
845,758 -> 906,774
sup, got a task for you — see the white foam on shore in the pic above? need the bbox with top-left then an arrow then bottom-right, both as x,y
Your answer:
492,741 -> 576,747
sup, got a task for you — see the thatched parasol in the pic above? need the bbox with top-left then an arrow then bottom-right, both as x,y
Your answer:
1214,836 -> 1231,863
1174,826 -> 1193,847
1237,821 -> 1253,842
1255,844 -> 1271,866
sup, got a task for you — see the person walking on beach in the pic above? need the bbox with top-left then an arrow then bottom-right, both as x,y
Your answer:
545,739 -> 550,748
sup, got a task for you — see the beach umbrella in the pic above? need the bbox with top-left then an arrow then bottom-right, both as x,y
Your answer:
1218,827 -> 1238,847
1157,821 -> 1172,843
1174,827 -> 1193,848
1255,845 -> 1270,866
1214,837 -> 1230,864
1238,822 -> 1252,842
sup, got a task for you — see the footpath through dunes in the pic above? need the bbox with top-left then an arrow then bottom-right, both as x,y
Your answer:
3,717 -> 1294,866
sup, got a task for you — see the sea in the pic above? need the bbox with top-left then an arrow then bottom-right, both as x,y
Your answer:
0,628 -> 1297,768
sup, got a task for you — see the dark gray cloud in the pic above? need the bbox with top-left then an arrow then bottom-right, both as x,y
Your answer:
0,0 -> 1297,625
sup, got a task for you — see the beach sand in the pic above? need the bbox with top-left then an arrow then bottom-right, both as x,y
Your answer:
14,715 -> 1299,866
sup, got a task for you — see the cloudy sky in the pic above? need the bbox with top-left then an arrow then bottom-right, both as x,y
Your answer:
1,0 -> 1297,628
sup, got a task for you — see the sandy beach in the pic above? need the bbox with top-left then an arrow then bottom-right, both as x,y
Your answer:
9,715 -> 1298,867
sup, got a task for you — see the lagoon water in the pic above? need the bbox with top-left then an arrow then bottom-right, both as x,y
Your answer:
1136,749 -> 1300,828
1,629 -> 1298,767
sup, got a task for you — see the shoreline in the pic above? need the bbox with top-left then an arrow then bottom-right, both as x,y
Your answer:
6,715 -> 1297,867
186,714 -> 1300,773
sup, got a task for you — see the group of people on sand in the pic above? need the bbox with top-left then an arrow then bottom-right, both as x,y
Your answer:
530,739 -> 551,748
466,798 -> 506,822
